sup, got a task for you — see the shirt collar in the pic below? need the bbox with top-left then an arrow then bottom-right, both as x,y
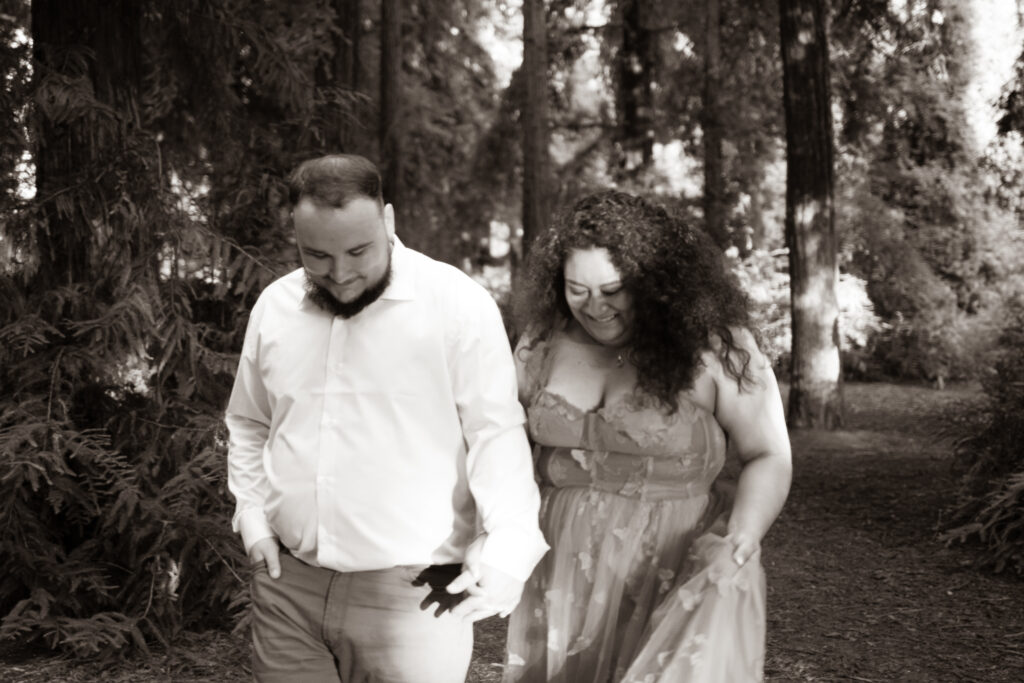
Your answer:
379,236 -> 415,301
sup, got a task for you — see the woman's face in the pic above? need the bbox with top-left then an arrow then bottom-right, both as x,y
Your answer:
563,247 -> 634,347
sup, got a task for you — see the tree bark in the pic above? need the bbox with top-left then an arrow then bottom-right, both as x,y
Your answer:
31,0 -> 143,288
340,0 -> 361,151
320,0 -> 361,152
779,0 -> 844,428
379,0 -> 401,205
703,0 -> 727,248
615,0 -> 654,178
521,0 -> 550,259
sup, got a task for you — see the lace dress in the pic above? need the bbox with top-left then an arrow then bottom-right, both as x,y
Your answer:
503,333 -> 766,683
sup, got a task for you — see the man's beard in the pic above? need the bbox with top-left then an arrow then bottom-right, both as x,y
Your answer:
304,262 -> 393,319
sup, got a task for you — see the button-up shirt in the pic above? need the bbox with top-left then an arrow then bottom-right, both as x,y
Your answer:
226,239 -> 547,581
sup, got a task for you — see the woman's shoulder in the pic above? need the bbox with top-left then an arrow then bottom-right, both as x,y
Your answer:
701,326 -> 769,388
703,326 -> 765,365
706,325 -> 760,353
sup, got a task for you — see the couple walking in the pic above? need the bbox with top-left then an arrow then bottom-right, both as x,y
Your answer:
225,154 -> 791,682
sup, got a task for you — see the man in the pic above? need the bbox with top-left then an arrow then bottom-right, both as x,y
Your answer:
226,154 -> 548,682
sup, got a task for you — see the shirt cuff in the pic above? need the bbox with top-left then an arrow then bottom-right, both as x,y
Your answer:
479,527 -> 549,582
234,507 -> 275,554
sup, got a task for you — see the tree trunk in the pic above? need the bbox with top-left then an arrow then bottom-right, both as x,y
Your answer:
779,0 -> 844,429
521,0 -> 550,259
31,0 -> 143,287
703,0 -> 727,248
615,0 -> 654,179
319,0 -> 361,153
379,0 -> 401,206
339,0 -> 361,151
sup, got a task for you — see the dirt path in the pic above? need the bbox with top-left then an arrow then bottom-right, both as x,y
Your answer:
2,382 -> 1022,682
761,383 -> 1024,682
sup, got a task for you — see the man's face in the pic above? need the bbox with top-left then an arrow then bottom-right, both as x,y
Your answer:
293,197 -> 395,317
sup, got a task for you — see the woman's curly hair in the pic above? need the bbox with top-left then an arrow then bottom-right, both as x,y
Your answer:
513,190 -> 760,412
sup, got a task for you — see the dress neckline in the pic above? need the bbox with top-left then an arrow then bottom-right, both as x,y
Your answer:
540,332 -> 716,420
535,386 -> 715,423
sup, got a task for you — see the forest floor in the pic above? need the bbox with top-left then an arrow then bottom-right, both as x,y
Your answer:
2,381 -> 1023,682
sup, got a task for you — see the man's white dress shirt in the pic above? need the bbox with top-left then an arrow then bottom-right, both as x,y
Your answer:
226,239 -> 547,581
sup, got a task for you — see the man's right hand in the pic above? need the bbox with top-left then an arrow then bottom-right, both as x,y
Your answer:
249,537 -> 282,579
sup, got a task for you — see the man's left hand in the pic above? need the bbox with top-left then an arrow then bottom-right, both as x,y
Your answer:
445,536 -> 525,622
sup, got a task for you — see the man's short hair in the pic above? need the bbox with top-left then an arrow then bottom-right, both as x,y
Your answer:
287,154 -> 384,208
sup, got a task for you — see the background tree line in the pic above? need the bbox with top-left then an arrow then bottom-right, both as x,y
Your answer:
1,0 -> 1022,658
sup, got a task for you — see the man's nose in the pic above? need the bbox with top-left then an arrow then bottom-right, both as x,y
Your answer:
329,257 -> 350,284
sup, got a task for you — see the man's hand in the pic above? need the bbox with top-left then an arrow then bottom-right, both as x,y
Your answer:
249,537 -> 282,579
445,535 -> 525,621
446,563 -> 524,622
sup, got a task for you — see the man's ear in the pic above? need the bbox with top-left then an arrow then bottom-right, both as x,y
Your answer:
383,203 -> 396,241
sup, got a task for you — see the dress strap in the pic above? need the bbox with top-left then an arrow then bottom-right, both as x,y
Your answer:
517,323 -> 561,405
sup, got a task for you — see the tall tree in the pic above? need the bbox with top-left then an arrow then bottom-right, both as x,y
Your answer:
615,0 -> 655,178
779,0 -> 843,428
380,0 -> 402,205
3,0 -> 327,656
702,0 -> 727,247
521,0 -> 550,257
318,0 -> 362,152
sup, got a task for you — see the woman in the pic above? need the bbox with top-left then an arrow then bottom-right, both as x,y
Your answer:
502,190 -> 791,682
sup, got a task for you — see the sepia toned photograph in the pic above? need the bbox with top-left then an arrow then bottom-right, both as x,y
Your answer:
1,1 -> 1022,681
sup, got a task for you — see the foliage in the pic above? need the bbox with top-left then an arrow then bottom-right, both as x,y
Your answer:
942,300 -> 1024,576
726,247 -> 885,374
996,44 -> 1024,137
493,0 -> 1024,385
381,0 -> 511,265
0,238 -> 255,659
0,0 -> 309,659
830,1 -> 1024,382
1,0 -> 523,659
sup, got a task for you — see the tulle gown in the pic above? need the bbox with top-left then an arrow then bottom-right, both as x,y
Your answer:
503,333 -> 766,683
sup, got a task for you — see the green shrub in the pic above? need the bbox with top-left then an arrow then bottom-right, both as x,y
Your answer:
0,275 -> 252,659
942,302 -> 1024,576
837,158 -> 1024,383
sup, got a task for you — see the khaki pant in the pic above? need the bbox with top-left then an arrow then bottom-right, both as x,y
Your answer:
250,552 -> 473,682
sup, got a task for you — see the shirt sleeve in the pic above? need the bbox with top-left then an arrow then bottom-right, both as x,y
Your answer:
225,296 -> 276,553
449,285 -> 549,582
